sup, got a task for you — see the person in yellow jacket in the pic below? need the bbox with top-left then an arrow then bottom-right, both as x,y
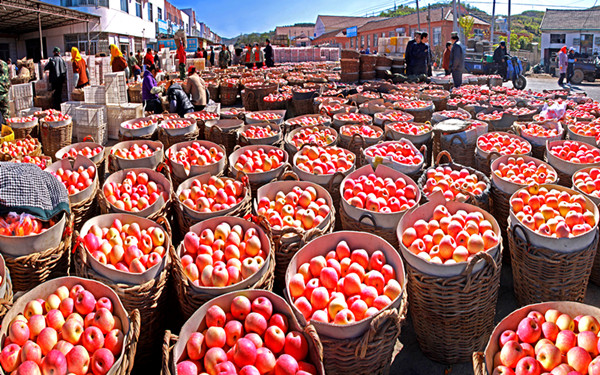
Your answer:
253,43 -> 264,68
242,45 -> 254,69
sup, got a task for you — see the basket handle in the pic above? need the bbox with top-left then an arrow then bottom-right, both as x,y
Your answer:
486,151 -> 502,164
161,330 -> 178,375
511,222 -> 531,245
303,324 -> 324,362
124,308 -> 141,374
435,150 -> 453,166
462,251 -> 498,292
459,187 -> 479,207
448,133 -> 468,147
302,225 -> 325,245
356,307 -> 401,359
472,352 -> 486,375
235,170 -> 251,190
82,135 -> 96,143
155,215 -> 173,240
358,212 -> 378,228
280,170 -> 299,181
419,144 -> 428,165
326,171 -> 347,192
348,133 -> 366,150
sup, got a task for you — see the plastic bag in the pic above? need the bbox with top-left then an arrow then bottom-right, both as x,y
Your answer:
0,212 -> 47,237
539,102 -> 566,120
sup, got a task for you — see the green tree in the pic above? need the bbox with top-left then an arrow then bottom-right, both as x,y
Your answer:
458,15 -> 475,39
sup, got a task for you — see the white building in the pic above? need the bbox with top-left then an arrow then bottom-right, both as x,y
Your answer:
540,8 -> 600,63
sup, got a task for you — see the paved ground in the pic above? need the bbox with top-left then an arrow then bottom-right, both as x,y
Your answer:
518,75 -> 600,101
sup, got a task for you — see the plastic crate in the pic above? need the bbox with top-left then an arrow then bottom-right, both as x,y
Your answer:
76,122 -> 107,145
18,107 -> 42,117
9,83 -> 33,101
73,104 -> 106,128
83,86 -> 107,105
104,72 -> 128,105
14,96 -> 33,112
60,101 -> 83,117
106,103 -> 143,140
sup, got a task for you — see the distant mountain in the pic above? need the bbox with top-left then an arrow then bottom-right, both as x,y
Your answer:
223,30 -> 276,47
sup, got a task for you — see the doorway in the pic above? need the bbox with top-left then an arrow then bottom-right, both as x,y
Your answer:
25,38 -> 48,62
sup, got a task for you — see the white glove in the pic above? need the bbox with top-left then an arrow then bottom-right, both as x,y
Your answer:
150,86 -> 164,95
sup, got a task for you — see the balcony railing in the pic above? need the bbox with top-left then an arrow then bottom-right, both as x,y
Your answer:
61,0 -> 109,8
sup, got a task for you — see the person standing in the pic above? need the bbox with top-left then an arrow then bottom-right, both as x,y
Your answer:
264,39 -> 274,68
567,47 -> 576,86
209,46 -> 215,67
558,46 -> 568,86
253,44 -> 264,68
195,48 -> 203,59
243,45 -> 254,69
142,64 -> 162,114
154,50 -> 161,71
233,47 -> 243,66
218,44 -> 231,68
0,60 -> 10,124
71,47 -> 89,89
44,47 -> 67,110
184,66 -> 207,111
143,48 -> 154,67
493,41 -> 507,79
449,33 -> 464,88
404,31 -> 421,76
127,52 -> 141,81
109,44 -> 127,73
167,80 -> 194,117
176,43 -> 187,79
442,42 -> 452,75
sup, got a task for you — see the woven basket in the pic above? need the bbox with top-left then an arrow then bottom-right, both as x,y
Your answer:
508,224 -> 598,306
157,126 -> 199,150
435,132 -> 477,169
219,85 -> 238,106
404,105 -> 435,123
339,134 -> 371,167
407,249 -> 502,364
208,83 -> 219,103
0,135 -> 42,161
260,98 -> 289,111
418,151 -> 491,212
473,151 -> 501,179
340,59 -> 360,73
339,205 -> 399,249
40,120 -> 73,161
71,179 -> 99,232
73,234 -> 171,368
3,213 -> 73,292
293,97 -> 316,116
205,121 -> 241,155
241,84 -> 278,111
11,124 -> 38,140
590,243 -> 600,286
118,130 -> 156,142
341,49 -> 360,59
319,292 -> 407,375
0,269 -> 14,324
489,183 -> 513,264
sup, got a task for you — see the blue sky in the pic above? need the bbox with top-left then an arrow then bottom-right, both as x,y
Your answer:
185,0 -> 599,38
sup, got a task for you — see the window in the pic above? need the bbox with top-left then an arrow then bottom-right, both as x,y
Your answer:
360,35 -> 364,48
388,31 -> 394,37
148,3 -> 153,21
350,38 -> 353,48
433,27 -> 442,46
550,34 -> 566,44
120,0 -> 128,12
366,35 -> 370,47
135,0 -> 142,18
374,33 -> 378,47
157,7 -> 162,20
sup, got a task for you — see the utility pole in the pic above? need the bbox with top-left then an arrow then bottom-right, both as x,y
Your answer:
507,0 -> 512,50
491,0 -> 496,44
452,0 -> 458,33
416,0 -> 421,30
428,5 -> 431,39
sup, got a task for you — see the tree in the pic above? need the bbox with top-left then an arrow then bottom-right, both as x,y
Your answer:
458,15 -> 475,39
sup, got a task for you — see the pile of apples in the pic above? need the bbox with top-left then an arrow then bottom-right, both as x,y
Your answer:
570,121 -> 600,138
489,99 -> 516,108
518,123 -> 561,138
121,119 -> 156,130
477,111 -> 503,121
35,109 -> 60,117
477,133 -> 531,155
375,112 -> 413,123
246,112 -> 282,122
220,78 -> 239,87
320,104 -> 352,115
340,125 -> 383,138
240,126 -> 278,140
422,166 -> 488,201
383,93 -> 418,102
6,116 -> 35,125
359,92 -> 379,100
493,157 -> 557,185
510,185 -> 596,237
0,284 -> 125,375
342,174 -> 418,212
289,127 -> 336,149
334,113 -> 372,123
256,186 -> 330,231
50,165 -> 96,195
289,240 -> 401,325
491,309 -> 600,375
504,107 -> 537,117
12,156 -> 49,169
437,110 -> 471,120
83,217 -> 166,273
295,146 -> 354,175
286,115 -> 329,127
45,113 -> 70,122
567,109 -> 596,121
394,100 -> 431,110
103,170 -> 170,212
111,143 -> 159,160
150,113 -> 179,121
178,176 -> 245,213
401,205 -> 499,264
233,148 -> 286,174
574,168 -> 600,199
185,112 -> 219,121
180,223 -> 267,287
548,141 -> 600,164
263,93 -> 291,102
166,142 -> 224,171
364,141 -> 423,166
220,109 -> 244,118
0,138 -> 40,158
61,146 -> 103,160
176,295 -> 318,375
387,122 -> 431,136
160,119 -> 194,129
0,212 -> 49,237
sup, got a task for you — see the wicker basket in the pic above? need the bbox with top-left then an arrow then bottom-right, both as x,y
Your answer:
341,49 -> 360,59
170,218 -> 275,320
340,59 -> 360,73
73,222 -> 171,368
293,97 -> 316,116
241,84 -> 278,111
0,135 -> 42,161
0,265 -> 13,324
157,126 -> 199,149
508,224 -> 598,306
207,83 -> 219,103
219,85 -> 238,106
3,213 -> 73,292
10,123 -> 38,140
407,250 -> 502,364
260,97 -> 289,111
403,104 -> 435,123
205,119 -> 242,154
418,151 -> 491,212
40,119 -> 73,161
71,179 -> 99,232
128,85 -> 143,103
473,150 -> 501,179
435,132 -> 477,169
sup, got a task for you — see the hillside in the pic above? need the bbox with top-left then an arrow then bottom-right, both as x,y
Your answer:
223,30 -> 276,47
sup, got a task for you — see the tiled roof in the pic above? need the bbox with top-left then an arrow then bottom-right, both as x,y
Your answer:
540,9 -> 600,31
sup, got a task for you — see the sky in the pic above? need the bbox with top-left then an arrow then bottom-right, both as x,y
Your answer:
183,0 -> 600,38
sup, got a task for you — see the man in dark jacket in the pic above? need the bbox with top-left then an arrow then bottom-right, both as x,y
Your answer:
167,80 -> 194,117
44,47 -> 67,110
493,41 -> 507,79
264,39 -> 274,68
449,33 -> 464,88
404,31 -> 421,76
209,46 -> 215,66
567,47 -> 576,85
